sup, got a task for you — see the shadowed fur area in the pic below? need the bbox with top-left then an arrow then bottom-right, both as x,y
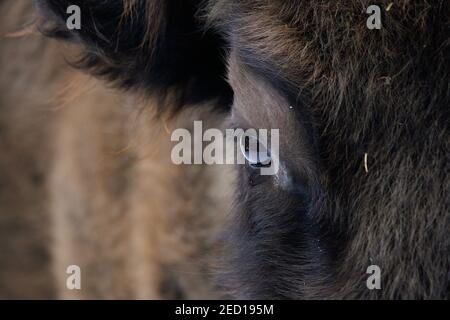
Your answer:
0,0 -> 448,299
209,0 -> 449,299
35,0 -> 233,112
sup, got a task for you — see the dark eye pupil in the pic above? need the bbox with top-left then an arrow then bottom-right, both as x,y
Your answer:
250,161 -> 271,168
240,133 -> 272,168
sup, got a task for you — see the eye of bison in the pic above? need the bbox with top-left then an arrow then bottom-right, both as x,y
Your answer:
239,133 -> 272,168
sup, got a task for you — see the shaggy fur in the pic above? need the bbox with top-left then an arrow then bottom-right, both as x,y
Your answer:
35,0 -> 233,112
209,0 -> 450,299
1,0 -> 448,299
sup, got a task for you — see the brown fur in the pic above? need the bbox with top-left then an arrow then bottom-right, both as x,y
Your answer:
210,0 -> 449,299
0,0 -> 233,299
1,0 -> 448,299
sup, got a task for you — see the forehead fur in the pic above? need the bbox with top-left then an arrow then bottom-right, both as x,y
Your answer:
209,1 -> 447,97
208,0 -> 450,298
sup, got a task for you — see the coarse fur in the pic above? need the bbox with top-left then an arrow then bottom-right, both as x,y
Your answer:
209,0 -> 450,299
0,0 -> 448,299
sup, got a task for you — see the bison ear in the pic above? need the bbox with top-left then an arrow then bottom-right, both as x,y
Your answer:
34,0 -> 233,113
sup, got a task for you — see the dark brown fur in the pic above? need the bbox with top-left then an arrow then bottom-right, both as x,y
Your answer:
1,0 -> 233,299
209,0 -> 450,299
0,0 -> 448,299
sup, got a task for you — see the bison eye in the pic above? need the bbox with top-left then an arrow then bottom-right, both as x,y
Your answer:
239,133 -> 272,168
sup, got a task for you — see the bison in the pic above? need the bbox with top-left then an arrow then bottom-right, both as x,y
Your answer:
0,0 -> 448,299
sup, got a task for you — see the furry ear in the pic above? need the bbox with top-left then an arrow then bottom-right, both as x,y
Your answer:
34,0 -> 233,113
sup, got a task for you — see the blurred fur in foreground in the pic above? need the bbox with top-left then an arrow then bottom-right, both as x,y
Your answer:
1,0 -> 449,299
0,0 -> 233,299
